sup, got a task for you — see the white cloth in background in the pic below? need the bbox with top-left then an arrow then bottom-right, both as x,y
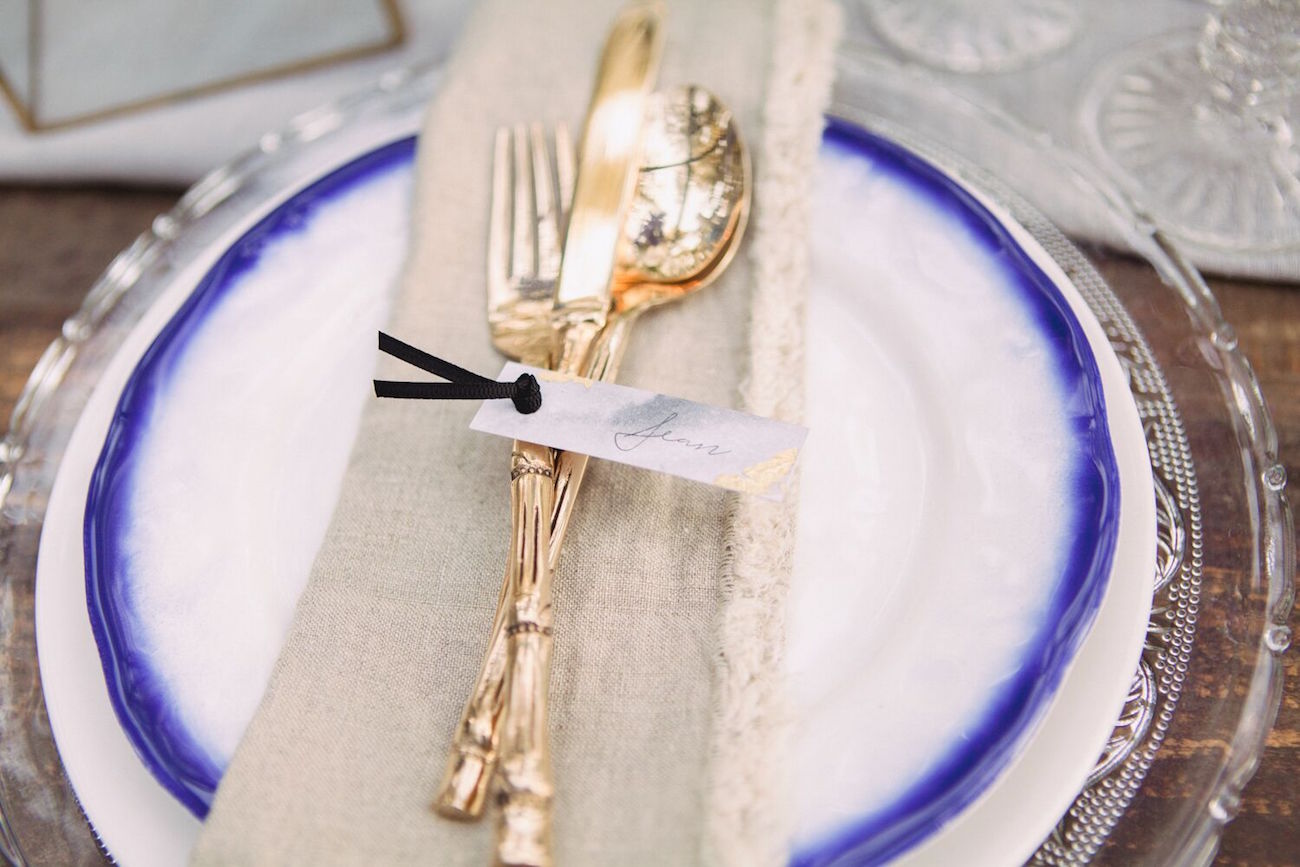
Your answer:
839,0 -> 1300,282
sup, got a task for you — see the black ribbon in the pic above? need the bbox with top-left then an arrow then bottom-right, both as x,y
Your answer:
373,332 -> 542,414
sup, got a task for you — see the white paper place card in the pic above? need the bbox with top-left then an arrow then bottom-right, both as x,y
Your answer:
471,363 -> 808,500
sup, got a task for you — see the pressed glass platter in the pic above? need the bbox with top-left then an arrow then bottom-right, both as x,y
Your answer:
0,55 -> 1291,867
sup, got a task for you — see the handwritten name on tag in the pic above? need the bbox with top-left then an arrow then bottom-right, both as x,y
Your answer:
471,363 -> 808,500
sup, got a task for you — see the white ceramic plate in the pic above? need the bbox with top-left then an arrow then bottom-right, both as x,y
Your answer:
36,112 -> 1152,865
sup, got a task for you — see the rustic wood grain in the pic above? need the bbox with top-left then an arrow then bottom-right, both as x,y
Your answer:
0,189 -> 1296,864
0,186 -> 180,427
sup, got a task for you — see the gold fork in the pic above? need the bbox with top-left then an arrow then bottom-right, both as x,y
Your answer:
435,122 -> 574,820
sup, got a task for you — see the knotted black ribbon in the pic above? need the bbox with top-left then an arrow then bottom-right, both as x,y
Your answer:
373,332 -> 542,414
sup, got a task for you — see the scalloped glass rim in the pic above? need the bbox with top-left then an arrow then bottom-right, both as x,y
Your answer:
0,53 -> 1290,866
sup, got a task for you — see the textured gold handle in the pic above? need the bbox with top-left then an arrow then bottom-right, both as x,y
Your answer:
433,561 -> 512,819
433,317 -> 632,820
494,442 -> 556,867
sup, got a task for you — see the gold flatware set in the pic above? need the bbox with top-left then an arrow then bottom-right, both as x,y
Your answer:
428,5 -> 751,864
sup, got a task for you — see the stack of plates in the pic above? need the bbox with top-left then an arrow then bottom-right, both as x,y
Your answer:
26,66 -> 1176,866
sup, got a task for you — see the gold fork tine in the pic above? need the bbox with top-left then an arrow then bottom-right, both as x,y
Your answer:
511,124 -> 535,285
554,123 -> 576,245
487,127 -> 513,316
531,124 -> 562,284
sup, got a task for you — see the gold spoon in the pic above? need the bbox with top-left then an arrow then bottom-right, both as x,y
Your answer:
435,83 -> 750,819
551,83 -> 750,551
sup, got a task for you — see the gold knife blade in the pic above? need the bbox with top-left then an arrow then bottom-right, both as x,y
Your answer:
551,2 -> 664,366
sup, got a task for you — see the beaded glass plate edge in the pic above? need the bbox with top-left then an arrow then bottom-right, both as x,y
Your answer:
0,54 -> 1292,866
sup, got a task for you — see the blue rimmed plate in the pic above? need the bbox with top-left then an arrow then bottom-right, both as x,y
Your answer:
37,90 -> 1153,866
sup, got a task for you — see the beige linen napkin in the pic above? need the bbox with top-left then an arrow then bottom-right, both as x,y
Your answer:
191,1 -> 838,864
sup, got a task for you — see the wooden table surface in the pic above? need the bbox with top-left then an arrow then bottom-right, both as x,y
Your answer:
1,186 -> 1296,864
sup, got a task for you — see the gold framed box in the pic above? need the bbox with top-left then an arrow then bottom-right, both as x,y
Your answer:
0,0 -> 405,132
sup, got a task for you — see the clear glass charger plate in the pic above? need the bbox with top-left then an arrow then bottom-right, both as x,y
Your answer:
0,56 -> 1292,867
